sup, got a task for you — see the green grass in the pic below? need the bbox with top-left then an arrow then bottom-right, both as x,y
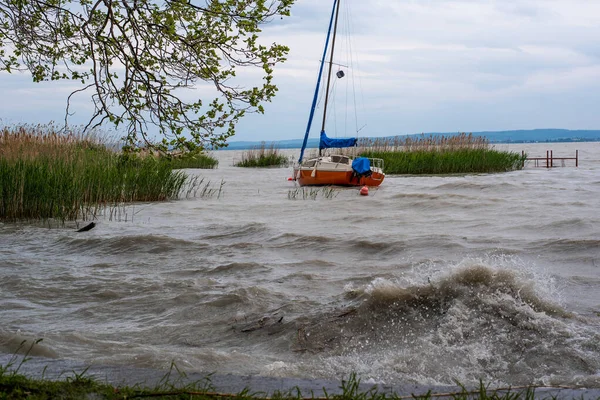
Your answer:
0,125 -> 207,223
0,353 -> 578,400
0,338 -> 584,399
235,142 -> 289,168
354,133 -> 526,174
359,149 -> 526,175
162,151 -> 219,169
331,134 -> 526,175
0,150 -> 189,222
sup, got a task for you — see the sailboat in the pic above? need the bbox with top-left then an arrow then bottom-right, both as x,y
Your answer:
292,0 -> 385,187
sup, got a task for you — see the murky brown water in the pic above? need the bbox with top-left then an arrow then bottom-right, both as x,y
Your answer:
1,142 -> 599,388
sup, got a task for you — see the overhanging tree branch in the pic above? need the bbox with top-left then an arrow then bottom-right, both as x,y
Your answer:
0,0 -> 294,152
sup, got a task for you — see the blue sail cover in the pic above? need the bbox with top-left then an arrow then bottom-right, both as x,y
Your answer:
319,131 -> 357,150
352,157 -> 371,175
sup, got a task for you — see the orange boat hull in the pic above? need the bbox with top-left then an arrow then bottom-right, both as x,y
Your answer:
295,169 -> 384,187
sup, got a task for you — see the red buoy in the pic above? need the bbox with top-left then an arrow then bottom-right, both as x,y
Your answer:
359,185 -> 369,196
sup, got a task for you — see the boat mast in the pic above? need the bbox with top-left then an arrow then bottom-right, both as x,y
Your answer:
297,0 -> 339,164
319,0 -> 342,156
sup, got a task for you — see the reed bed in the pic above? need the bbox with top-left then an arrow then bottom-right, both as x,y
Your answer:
163,151 -> 219,169
235,142 -> 289,168
356,133 -> 490,153
339,133 -> 525,174
361,148 -> 525,174
0,125 -> 198,222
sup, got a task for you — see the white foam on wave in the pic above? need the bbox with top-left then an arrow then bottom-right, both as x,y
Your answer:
304,254 -> 600,387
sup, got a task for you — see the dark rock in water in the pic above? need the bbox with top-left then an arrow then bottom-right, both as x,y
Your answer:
76,222 -> 96,232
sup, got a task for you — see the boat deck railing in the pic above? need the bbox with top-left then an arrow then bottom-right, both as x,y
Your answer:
368,157 -> 385,172
293,156 -> 385,172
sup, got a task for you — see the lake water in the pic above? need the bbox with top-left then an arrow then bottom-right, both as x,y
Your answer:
1,142 -> 599,389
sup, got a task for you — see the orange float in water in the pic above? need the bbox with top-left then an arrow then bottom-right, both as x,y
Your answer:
359,186 -> 369,196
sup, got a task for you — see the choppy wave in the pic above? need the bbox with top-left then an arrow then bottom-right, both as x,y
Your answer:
433,181 -> 518,192
58,234 -> 201,255
269,233 -> 336,249
207,262 -> 270,275
200,223 -> 270,241
268,233 -> 414,257
285,263 -> 600,386
0,332 -> 58,359
390,194 -> 485,210
392,193 -> 474,201
528,238 -> 600,253
2,143 -> 600,389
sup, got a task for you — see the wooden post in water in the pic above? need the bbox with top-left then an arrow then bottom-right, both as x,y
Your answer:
524,149 -> 579,168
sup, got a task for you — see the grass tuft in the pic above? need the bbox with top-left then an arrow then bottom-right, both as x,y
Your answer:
235,142 -> 289,168
162,150 -> 219,169
288,186 -> 339,200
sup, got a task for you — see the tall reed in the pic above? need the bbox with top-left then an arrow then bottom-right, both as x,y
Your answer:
0,125 -> 194,222
161,151 -> 219,169
235,142 -> 289,168
356,133 -> 490,153
361,149 -> 525,174
339,133 -> 525,174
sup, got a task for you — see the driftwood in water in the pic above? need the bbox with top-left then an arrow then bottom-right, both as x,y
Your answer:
76,222 -> 96,232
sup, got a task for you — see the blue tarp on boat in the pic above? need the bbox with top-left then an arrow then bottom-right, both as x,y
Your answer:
319,131 -> 357,150
352,157 -> 371,176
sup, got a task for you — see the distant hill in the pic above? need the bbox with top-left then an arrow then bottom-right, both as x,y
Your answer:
223,129 -> 600,150
468,129 -> 600,143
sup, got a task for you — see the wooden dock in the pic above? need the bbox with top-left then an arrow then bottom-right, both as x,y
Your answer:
523,150 -> 578,168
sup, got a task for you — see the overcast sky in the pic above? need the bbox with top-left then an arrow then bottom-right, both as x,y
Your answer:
1,0 -> 600,143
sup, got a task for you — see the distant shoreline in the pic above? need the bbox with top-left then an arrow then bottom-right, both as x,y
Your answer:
223,129 -> 600,150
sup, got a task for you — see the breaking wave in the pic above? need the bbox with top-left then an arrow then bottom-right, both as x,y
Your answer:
288,261 -> 600,386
